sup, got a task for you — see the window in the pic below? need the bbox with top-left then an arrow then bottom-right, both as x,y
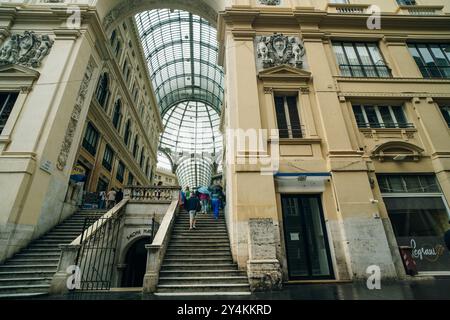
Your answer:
396,0 -> 417,5
116,161 -> 125,183
0,92 -> 19,134
274,95 -> 303,139
128,173 -> 134,185
332,42 -> 391,78
439,105 -> 450,127
115,41 -> 122,58
140,150 -> 145,168
124,120 -> 131,146
408,43 -> 450,79
330,0 -> 349,3
110,30 -> 117,46
102,145 -> 114,171
82,123 -> 100,156
378,174 -> 450,273
133,135 -> 139,158
112,100 -> 122,130
95,73 -> 110,108
352,104 -> 412,128
378,174 -> 441,193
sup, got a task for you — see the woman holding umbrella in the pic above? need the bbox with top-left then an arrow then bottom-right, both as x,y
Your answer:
198,186 -> 211,214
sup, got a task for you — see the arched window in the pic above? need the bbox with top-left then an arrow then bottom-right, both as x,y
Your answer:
133,135 -> 139,158
145,159 -> 150,176
95,73 -> 110,109
112,100 -> 122,130
110,30 -> 117,46
124,119 -> 131,146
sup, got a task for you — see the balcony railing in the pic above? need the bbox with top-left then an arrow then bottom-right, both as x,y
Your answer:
278,125 -> 306,139
339,64 -> 392,78
327,4 -> 370,14
396,5 -> 444,16
357,122 -> 415,129
124,186 -> 181,202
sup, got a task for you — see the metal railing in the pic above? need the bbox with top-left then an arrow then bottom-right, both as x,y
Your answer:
357,122 -> 415,129
339,64 -> 392,78
278,125 -> 306,139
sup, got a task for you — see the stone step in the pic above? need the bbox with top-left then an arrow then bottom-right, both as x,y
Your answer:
169,240 -> 230,245
158,276 -> 249,286
0,292 -> 48,299
0,265 -> 58,273
0,270 -> 55,279
14,252 -> 61,259
5,258 -> 60,266
154,292 -> 251,297
165,253 -> 232,259
156,283 -> 250,294
0,284 -> 50,295
165,248 -> 231,254
0,277 -> 52,287
163,258 -> 233,265
159,270 -> 246,278
167,244 -> 231,250
171,235 -> 229,240
21,248 -> 62,254
161,264 -> 238,271
31,239 -> 72,244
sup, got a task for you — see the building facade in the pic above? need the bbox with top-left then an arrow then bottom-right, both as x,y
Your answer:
0,0 -> 449,293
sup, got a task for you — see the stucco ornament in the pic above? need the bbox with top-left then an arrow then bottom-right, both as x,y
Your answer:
256,34 -> 306,69
0,31 -> 54,68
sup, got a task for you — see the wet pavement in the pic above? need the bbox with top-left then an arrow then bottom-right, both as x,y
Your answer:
16,278 -> 450,300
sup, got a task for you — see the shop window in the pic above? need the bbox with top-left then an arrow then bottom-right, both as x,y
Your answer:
352,104 -> 413,129
379,174 -> 450,273
0,92 -> 19,135
274,94 -> 303,139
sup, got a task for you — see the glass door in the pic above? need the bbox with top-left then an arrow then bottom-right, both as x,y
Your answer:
281,194 -> 334,280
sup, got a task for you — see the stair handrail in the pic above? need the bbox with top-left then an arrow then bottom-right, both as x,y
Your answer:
143,199 -> 180,293
70,199 -> 129,246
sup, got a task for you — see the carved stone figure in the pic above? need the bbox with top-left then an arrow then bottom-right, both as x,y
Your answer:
0,31 -> 54,68
255,34 -> 306,69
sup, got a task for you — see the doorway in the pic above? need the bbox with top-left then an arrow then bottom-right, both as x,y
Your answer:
281,194 -> 334,280
121,237 -> 152,287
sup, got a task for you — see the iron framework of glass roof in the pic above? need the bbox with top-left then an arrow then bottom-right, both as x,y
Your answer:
135,9 -> 224,189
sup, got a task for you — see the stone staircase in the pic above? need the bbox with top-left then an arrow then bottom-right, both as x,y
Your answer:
156,211 -> 251,296
0,210 -> 105,299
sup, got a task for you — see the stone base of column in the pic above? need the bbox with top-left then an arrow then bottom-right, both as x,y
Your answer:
143,272 -> 159,293
247,259 -> 283,292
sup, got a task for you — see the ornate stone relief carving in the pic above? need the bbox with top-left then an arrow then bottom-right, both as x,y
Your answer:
0,31 -> 54,68
259,0 -> 281,5
256,34 -> 306,69
57,57 -> 96,171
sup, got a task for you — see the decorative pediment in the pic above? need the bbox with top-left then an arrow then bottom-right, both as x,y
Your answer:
258,65 -> 312,82
0,64 -> 40,79
371,141 -> 424,162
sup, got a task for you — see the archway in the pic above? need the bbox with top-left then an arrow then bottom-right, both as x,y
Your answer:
97,0 -> 224,32
121,237 -> 152,288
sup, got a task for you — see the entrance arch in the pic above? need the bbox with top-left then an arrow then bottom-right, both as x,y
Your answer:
97,0 -> 225,31
121,237 -> 152,288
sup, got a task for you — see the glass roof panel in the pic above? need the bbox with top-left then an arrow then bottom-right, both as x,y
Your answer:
135,9 -> 224,189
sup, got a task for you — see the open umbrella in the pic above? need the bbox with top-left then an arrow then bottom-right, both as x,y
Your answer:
198,186 -> 211,195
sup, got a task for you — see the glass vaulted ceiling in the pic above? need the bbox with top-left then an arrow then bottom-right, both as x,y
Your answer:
135,9 -> 224,189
